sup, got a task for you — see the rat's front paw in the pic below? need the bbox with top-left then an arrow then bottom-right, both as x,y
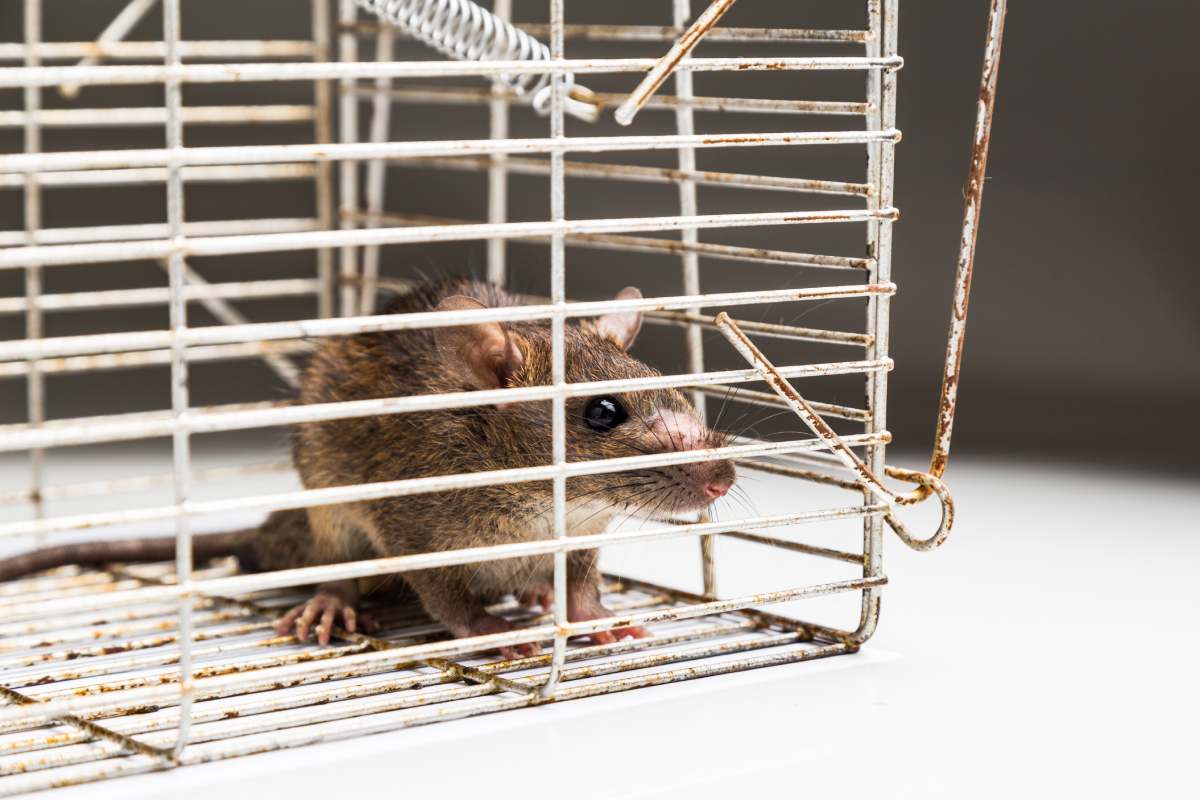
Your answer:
275,591 -> 377,646
568,597 -> 650,645
583,622 -> 651,646
455,613 -> 542,661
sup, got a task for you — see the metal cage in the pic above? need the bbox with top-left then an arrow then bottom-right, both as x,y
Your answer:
0,0 -> 1005,792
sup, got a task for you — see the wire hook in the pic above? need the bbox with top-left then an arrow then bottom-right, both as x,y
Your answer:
356,0 -> 602,122
715,313 -> 955,552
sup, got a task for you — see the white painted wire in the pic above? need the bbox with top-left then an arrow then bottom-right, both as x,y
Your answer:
356,0 -> 597,119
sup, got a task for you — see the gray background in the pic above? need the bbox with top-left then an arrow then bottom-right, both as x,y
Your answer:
0,1 -> 1196,473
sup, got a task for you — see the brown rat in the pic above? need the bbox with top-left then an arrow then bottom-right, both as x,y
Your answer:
286,279 -> 735,654
0,280 -> 736,657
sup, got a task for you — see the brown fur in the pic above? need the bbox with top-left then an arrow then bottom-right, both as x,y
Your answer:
0,280 -> 735,652
289,280 -> 735,642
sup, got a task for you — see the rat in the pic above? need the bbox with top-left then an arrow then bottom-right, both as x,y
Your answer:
0,280 -> 736,658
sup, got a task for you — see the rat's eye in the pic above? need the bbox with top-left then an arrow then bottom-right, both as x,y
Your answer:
583,395 -> 628,432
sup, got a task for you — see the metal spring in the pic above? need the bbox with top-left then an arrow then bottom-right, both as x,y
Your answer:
356,0 -> 599,121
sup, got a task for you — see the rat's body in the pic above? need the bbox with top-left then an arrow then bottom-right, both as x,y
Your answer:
0,281 -> 735,656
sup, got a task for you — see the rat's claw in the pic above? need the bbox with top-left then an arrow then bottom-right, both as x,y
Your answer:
316,605 -> 337,645
460,613 -> 541,661
276,592 -> 368,646
567,594 -> 652,646
497,642 -> 542,661
613,624 -> 650,641
587,630 -> 617,646
584,625 -> 647,646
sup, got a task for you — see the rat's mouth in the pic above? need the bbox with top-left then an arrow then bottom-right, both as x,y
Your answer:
602,460 -> 735,520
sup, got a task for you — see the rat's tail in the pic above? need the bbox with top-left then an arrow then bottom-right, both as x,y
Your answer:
0,528 -> 259,583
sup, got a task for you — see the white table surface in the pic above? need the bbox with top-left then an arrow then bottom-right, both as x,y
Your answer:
15,455 -> 1198,800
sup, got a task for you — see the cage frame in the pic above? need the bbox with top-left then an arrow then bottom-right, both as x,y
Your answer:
0,0 -> 1005,791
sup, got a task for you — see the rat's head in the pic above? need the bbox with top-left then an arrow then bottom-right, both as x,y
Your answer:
433,287 -> 735,517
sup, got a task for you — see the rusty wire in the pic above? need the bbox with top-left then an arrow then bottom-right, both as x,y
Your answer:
0,0 -> 1006,789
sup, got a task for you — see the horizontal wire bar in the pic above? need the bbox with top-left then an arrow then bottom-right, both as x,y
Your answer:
644,310 -> 872,345
721,529 -> 864,564
1,629 -> 301,688
1,587 -> 665,691
0,610 -> 257,662
0,279 -> 319,315
0,575 -> 883,726
0,340 -> 312,379
0,105 -> 315,128
510,23 -> 872,44
0,461 -> 291,506
0,686 -> 172,776
12,630 -> 801,767
0,618 -> 762,755
392,154 -> 873,196
0,129 -> 902,176
701,386 -> 870,422
0,41 -> 317,61
358,212 -> 873,270
0,164 -> 318,189
0,307 -> 874,377
0,570 -> 124,600
0,217 -> 320,247
0,614 -> 264,671
4,638 -> 859,762
538,641 -> 852,700
25,642 -> 850,791
1,634 -> 844,788
0,207 -> 898,270
740,458 -> 864,492
0,282 -> 896,361
0,357 -> 889,451
0,588 -> 713,699
344,21 -> 871,44
0,578 -> 146,609
0,56 -> 905,90
0,594 -> 257,641
349,85 -> 870,116
0,681 -> 492,772
7,506 -> 883,623
0,434 -> 890,541
561,232 -> 871,269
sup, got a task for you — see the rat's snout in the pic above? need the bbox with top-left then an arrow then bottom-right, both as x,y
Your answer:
637,405 -> 737,513
683,457 -> 736,506
704,477 -> 733,500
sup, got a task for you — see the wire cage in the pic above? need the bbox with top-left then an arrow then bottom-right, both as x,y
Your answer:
0,0 -> 1004,792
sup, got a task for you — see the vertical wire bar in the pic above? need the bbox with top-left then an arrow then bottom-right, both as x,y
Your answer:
338,0 -> 360,316
22,0 -> 46,534
487,0 -> 513,287
162,0 -> 194,755
313,0 -> 335,318
670,0 -> 718,600
359,26 -> 395,315
855,0 -> 895,643
540,0 -> 569,699
927,0 -> 1006,479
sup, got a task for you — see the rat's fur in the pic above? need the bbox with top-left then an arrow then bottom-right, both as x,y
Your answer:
287,280 -> 735,651
0,280 -> 735,654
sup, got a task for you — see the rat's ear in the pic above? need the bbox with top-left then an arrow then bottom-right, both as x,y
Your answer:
433,295 -> 524,390
595,286 -> 643,350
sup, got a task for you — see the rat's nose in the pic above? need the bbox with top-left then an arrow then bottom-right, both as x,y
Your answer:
703,478 -> 732,500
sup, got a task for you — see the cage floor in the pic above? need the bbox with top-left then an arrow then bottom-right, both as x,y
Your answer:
0,560 -> 850,794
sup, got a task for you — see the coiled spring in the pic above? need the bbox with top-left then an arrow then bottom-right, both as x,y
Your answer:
357,0 -> 600,121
